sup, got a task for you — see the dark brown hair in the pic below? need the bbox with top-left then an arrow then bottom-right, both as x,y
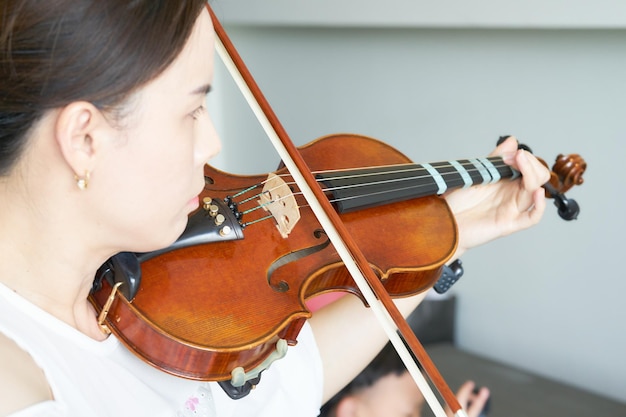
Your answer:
0,0 -> 207,175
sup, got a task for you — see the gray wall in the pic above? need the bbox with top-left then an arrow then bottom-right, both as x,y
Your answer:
207,1 -> 626,403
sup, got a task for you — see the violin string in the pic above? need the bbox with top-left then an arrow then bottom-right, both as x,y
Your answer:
230,183 -> 264,200
232,161 -> 512,218
221,155 -> 515,228
239,193 -> 297,216
237,155 -> 510,226
241,213 -> 275,228
273,157 -> 510,182
232,176 -> 288,206
272,158 -> 511,196
322,161 -> 511,196
229,157 -> 511,214
237,189 -> 266,206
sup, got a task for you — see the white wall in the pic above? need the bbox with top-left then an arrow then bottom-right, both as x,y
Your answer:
207,1 -> 626,404
210,0 -> 626,28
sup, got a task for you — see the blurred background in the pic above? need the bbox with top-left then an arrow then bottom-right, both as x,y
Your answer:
207,0 -> 626,404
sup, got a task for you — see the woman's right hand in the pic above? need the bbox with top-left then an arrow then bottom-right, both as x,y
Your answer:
446,380 -> 490,417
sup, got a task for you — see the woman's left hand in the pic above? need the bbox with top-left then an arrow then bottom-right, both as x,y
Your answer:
444,136 -> 551,257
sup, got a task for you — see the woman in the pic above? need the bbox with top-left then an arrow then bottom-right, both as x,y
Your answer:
0,1 -> 550,416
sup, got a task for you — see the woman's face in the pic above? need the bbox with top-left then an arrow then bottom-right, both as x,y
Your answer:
93,9 -> 220,253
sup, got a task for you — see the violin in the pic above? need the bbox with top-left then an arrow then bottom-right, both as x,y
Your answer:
90,133 -> 586,385
90,5 -> 587,415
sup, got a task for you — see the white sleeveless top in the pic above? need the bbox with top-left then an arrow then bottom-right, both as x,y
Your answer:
0,283 -> 323,417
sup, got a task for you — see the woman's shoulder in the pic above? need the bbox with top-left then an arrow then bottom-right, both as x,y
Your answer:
0,332 -> 52,416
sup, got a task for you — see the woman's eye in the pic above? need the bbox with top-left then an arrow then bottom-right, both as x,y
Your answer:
191,106 -> 206,120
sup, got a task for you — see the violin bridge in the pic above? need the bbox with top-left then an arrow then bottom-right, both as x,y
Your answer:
259,173 -> 300,238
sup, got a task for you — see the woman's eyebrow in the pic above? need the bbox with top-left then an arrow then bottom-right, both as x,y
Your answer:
190,84 -> 212,96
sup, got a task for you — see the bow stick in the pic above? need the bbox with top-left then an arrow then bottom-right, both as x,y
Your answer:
207,5 -> 465,417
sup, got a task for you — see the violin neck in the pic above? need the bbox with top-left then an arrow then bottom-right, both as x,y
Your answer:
318,156 -> 519,213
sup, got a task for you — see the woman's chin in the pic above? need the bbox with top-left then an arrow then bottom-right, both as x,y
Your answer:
131,219 -> 189,255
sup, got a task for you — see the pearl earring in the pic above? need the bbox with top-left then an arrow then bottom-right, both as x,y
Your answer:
75,171 -> 90,190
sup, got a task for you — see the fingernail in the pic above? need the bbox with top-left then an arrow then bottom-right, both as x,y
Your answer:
501,151 -> 516,163
518,148 -> 528,162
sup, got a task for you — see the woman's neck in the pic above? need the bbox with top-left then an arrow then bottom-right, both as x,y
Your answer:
0,196 -> 109,341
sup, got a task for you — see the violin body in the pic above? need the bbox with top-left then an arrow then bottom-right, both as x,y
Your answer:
90,134 -> 457,381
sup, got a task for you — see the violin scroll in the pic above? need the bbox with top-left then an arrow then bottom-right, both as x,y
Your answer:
543,153 -> 586,221
549,153 -> 586,194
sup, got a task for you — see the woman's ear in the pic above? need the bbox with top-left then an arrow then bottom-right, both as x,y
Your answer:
53,101 -> 104,177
